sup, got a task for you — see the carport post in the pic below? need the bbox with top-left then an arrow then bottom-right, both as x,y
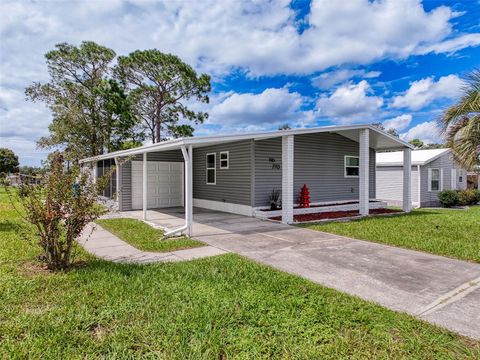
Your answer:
359,128 -> 369,216
143,152 -> 147,220
282,135 -> 294,224
403,148 -> 412,213
181,145 -> 193,236
186,145 -> 193,236
114,157 -> 120,203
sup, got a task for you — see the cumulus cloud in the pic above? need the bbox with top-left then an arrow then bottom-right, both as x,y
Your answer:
0,0 -> 478,79
316,81 -> 383,123
0,87 -> 51,164
400,120 -> 442,144
312,69 -> 381,89
392,74 -> 463,110
382,114 -> 412,131
208,88 -> 315,132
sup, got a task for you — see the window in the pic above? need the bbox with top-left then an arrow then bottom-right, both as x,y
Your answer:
206,153 -> 216,184
429,168 -> 440,191
344,156 -> 359,178
220,151 -> 229,169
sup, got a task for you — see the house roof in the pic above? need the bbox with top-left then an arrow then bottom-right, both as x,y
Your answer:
80,124 -> 413,163
376,148 -> 450,167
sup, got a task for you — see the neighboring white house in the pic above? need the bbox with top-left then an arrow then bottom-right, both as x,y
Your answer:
376,148 -> 467,208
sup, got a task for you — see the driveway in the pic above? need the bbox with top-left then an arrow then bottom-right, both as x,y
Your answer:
126,207 -> 480,339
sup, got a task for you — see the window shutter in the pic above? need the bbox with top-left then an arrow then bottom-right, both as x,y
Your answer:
451,169 -> 456,189
428,168 -> 432,191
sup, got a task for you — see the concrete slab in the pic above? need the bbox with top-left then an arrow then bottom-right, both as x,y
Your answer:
127,207 -> 480,339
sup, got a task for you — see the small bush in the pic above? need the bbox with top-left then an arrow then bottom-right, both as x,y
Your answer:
457,189 -> 479,206
475,190 -> 480,204
438,190 -> 459,208
8,155 -> 110,270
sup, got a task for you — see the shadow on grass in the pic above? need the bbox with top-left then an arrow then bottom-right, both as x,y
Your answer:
0,221 -> 21,232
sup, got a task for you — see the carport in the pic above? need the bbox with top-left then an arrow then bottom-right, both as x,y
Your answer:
80,124 -> 414,237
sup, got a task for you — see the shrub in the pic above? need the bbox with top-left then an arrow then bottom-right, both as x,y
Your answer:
457,189 -> 478,206
438,190 -> 459,208
9,155 -> 109,270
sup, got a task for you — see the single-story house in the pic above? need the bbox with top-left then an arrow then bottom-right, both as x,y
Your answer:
376,148 -> 468,208
80,125 -> 413,236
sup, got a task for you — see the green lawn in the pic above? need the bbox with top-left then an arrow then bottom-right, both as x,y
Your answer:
301,206 -> 480,263
96,218 -> 203,252
1,188 -> 479,358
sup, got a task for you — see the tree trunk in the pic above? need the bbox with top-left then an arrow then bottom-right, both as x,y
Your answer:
155,120 -> 161,143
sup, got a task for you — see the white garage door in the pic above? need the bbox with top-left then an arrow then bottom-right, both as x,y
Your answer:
131,161 -> 183,209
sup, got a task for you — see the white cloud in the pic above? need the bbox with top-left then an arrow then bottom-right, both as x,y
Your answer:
416,33 -> 480,54
316,80 -> 383,123
0,87 -> 51,165
382,114 -> 412,131
392,74 -> 463,110
312,69 -> 381,89
401,120 -> 442,144
208,88 -> 315,132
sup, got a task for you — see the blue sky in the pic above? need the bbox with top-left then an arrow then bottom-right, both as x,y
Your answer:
1,0 -> 479,166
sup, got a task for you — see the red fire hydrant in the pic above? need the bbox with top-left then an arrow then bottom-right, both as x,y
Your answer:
299,184 -> 310,208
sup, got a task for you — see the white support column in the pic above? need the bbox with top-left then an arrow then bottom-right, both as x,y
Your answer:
282,135 -> 294,224
359,129 -> 369,216
403,148 -> 412,213
417,165 -> 421,208
185,145 -> 193,236
114,157 -> 120,203
142,152 -> 147,220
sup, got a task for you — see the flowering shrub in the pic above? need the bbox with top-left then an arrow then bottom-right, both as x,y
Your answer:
457,189 -> 479,206
10,155 -> 109,270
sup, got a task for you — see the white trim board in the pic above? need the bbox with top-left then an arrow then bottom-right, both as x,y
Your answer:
193,198 -> 253,217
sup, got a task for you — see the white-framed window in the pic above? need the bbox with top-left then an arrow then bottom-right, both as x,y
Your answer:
206,153 -> 216,185
428,168 -> 441,191
220,151 -> 229,169
344,155 -> 359,178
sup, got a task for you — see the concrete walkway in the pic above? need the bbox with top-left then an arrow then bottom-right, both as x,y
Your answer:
78,223 -> 227,264
123,207 -> 480,339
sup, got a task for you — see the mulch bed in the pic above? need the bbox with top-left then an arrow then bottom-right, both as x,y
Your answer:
269,208 -> 402,222
259,200 -> 382,211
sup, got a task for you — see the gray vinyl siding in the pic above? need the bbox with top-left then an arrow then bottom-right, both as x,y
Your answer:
193,140 -> 252,205
119,161 -> 132,211
254,138 -> 282,207
253,133 -> 376,207
376,166 -> 419,204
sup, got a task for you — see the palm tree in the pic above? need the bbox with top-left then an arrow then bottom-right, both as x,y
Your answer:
441,69 -> 480,170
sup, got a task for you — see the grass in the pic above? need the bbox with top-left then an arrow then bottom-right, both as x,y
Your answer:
1,188 -> 479,358
96,218 -> 203,252
301,206 -> 480,263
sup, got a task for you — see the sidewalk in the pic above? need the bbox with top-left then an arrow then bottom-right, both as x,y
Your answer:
78,222 -> 228,264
